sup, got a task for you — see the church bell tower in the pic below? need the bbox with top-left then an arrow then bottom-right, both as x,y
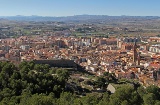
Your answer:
133,41 -> 138,63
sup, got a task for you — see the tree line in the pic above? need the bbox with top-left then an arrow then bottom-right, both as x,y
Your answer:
0,61 -> 160,105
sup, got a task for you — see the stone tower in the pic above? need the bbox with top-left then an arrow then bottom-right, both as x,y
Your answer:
137,53 -> 141,65
133,41 -> 138,63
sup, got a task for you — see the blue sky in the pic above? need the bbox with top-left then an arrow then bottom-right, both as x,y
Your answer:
0,0 -> 159,16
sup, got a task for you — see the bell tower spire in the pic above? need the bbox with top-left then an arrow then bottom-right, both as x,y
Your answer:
133,40 -> 138,63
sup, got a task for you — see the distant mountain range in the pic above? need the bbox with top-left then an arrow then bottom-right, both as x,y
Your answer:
0,15 -> 160,22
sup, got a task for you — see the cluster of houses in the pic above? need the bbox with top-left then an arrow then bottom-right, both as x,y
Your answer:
0,35 -> 160,87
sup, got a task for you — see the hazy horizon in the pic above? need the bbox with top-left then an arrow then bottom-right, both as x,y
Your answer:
0,0 -> 160,17
0,14 -> 160,17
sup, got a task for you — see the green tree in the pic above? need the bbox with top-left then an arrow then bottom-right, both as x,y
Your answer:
143,93 -> 156,105
137,86 -> 145,98
2,63 -> 15,77
20,94 -> 54,105
57,92 -> 75,105
94,76 -> 108,89
109,84 -> 142,105
56,69 -> 70,81
98,92 -> 110,105
146,85 -> 160,99
80,93 -> 102,105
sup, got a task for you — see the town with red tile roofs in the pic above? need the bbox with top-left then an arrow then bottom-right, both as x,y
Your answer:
0,17 -> 160,89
